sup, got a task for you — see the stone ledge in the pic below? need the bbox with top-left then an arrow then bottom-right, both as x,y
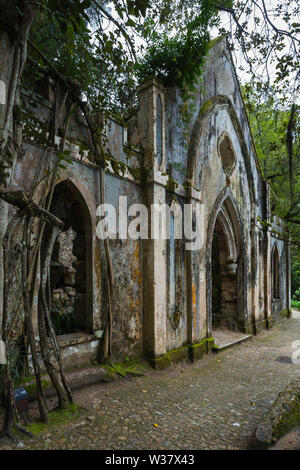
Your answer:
212,334 -> 252,352
17,365 -> 110,402
28,333 -> 101,374
33,331 -> 101,353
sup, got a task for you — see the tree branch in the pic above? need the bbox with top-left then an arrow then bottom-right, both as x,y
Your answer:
217,4 -> 249,36
0,189 -> 65,230
92,0 -> 137,62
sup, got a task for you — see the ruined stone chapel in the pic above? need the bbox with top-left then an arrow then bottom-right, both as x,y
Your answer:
2,37 -> 291,369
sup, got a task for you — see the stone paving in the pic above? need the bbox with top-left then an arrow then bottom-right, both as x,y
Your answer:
1,311 -> 300,450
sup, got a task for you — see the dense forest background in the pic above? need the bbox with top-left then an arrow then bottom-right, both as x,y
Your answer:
242,87 -> 300,307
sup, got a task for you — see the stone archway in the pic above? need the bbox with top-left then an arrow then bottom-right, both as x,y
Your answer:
206,189 -> 246,337
44,179 -> 94,336
211,210 -> 238,331
272,244 -> 280,300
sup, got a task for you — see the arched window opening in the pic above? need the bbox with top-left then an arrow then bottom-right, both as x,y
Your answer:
45,181 -> 92,336
272,245 -> 280,300
156,94 -> 163,167
259,236 -> 264,311
211,207 -> 239,332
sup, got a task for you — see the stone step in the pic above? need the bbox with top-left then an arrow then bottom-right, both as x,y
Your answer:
213,334 -> 252,352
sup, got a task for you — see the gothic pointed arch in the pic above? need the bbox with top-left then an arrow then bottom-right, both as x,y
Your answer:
186,94 -> 257,205
206,187 -> 247,334
45,177 -> 95,334
272,243 -> 280,300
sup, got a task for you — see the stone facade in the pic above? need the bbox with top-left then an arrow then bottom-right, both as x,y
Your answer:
0,37 -> 291,369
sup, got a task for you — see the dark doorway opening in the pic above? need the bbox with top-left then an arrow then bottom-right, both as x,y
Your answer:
211,217 -> 238,332
45,181 -> 91,336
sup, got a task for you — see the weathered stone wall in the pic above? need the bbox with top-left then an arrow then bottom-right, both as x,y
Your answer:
102,174 -> 143,360
9,82 -> 145,364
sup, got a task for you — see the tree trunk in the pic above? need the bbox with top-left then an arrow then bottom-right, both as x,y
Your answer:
0,364 -> 15,439
0,1 -> 36,185
38,226 -> 69,409
0,210 -> 24,439
22,219 -> 48,423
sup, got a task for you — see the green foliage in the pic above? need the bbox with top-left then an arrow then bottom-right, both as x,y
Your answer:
136,30 -> 210,89
103,359 -> 145,378
135,1 -> 222,90
218,1 -> 300,101
292,300 -> 300,310
292,288 -> 300,302
51,299 -> 75,336
25,1 -> 146,116
25,402 -> 80,435
23,379 -> 51,395
243,84 -> 300,203
7,341 -> 26,382
292,262 -> 300,297
242,83 -> 300,297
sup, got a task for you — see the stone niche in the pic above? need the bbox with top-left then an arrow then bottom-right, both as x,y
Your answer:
48,182 -> 88,336
218,132 -> 236,174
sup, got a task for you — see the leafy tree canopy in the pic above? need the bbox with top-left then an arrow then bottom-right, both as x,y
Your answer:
242,83 -> 300,294
0,1 -> 292,119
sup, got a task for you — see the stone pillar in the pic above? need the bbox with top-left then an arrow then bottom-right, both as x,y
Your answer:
135,78 -> 168,364
186,187 -> 203,345
134,78 -> 166,173
251,217 -> 260,333
285,232 -> 291,313
142,171 -> 168,361
263,182 -> 272,326
0,200 -> 8,328
264,227 -> 272,324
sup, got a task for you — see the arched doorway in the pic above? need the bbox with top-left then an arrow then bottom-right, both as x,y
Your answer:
211,213 -> 238,331
272,244 -> 280,300
45,179 -> 93,336
207,192 -> 246,340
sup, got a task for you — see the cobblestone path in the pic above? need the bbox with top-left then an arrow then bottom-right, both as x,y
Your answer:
2,312 -> 300,450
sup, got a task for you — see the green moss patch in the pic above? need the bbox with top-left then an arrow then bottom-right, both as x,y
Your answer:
272,405 -> 300,443
189,337 -> 214,360
25,403 -> 81,436
25,380 -> 51,395
272,309 -> 292,323
150,339 -> 215,369
250,379 -> 300,449
102,359 -> 146,379
150,345 -> 189,370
